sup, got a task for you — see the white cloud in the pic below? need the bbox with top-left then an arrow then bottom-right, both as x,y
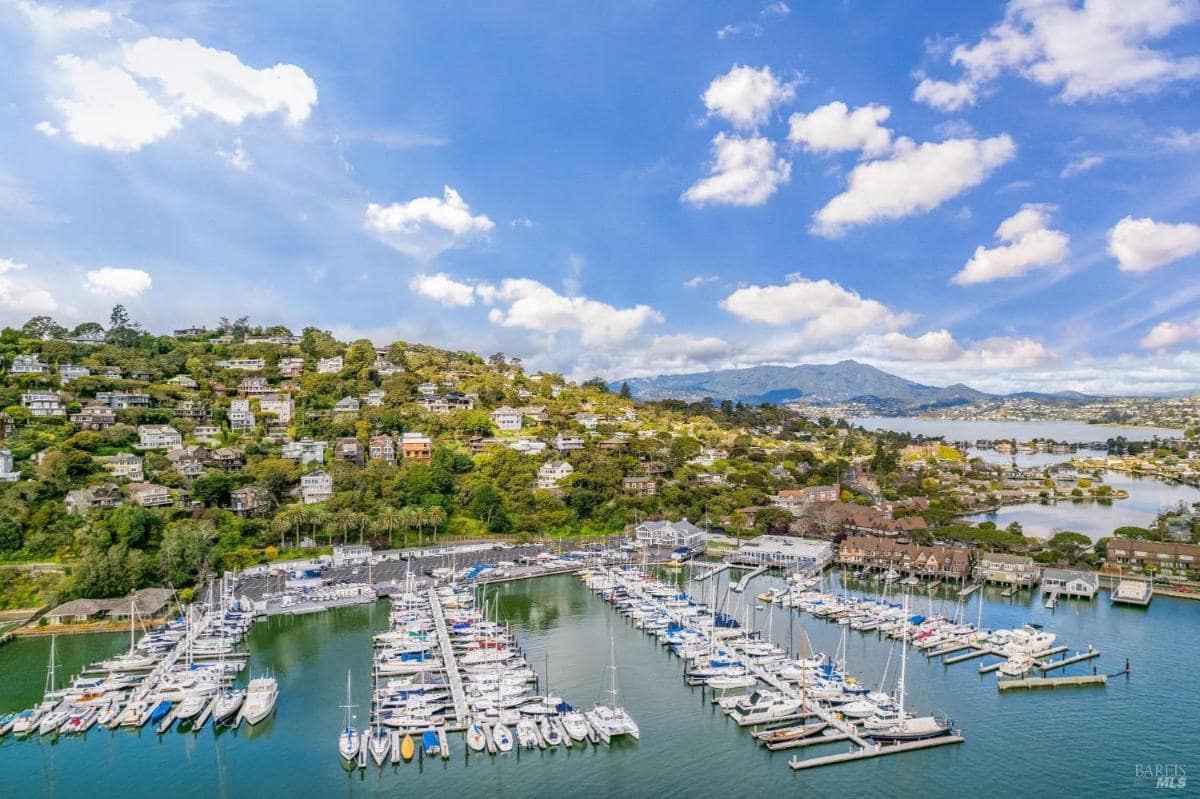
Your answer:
216,137 -> 252,171
682,133 -> 791,207
683,274 -> 720,288
16,0 -> 111,36
364,186 -> 495,260
870,330 -> 964,362
912,77 -> 979,112
45,37 -> 317,151
510,217 -> 534,229
1158,128 -> 1200,150
1060,154 -> 1103,177
952,203 -> 1070,285
84,267 -> 152,297
954,336 -> 1055,369
0,258 -> 58,313
484,278 -> 663,348
812,134 -> 1016,237
915,0 -> 1200,110
122,37 -> 317,126
409,273 -> 477,307
761,2 -> 790,17
702,65 -> 796,130
1140,317 -> 1200,349
51,54 -> 181,152
33,120 -> 60,137
719,275 -> 911,345
787,101 -> 893,157
1108,216 -> 1200,272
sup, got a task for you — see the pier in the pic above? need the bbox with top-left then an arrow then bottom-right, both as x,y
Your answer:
426,587 -> 469,730
998,675 -> 1107,691
957,583 -> 981,598
789,735 -> 965,769
693,562 -> 730,581
1037,647 -> 1099,671
731,565 -> 768,593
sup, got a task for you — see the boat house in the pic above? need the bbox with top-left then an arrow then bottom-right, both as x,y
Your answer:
1040,568 -> 1098,600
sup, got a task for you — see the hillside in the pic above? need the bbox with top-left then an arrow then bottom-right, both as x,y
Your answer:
614,360 -> 995,406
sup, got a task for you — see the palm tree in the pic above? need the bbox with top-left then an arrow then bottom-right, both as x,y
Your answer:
398,506 -> 419,549
301,505 -> 327,548
425,506 -> 447,542
375,506 -> 402,546
282,504 -> 306,549
270,512 -> 292,549
333,508 -> 357,545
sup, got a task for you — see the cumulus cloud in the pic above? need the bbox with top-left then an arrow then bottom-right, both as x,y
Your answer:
1060,154 -> 1103,178
33,120 -> 60,137
682,133 -> 791,207
409,273 -> 477,307
1108,216 -> 1200,272
84,267 -> 152,297
719,274 -> 911,351
15,0 -> 111,36
787,101 -> 893,157
484,278 -> 663,348
952,203 -> 1070,285
914,0 -> 1200,111
364,186 -> 495,259
1140,317 -> 1200,349
51,54 -> 181,152
870,330 -> 964,362
811,134 -> 1016,237
0,258 -> 58,313
702,65 -> 797,130
683,274 -> 720,288
45,37 -> 317,151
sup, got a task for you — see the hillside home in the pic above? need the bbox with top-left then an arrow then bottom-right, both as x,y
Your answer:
10,354 -> 47,374
281,439 -> 327,465
535,460 -> 574,491
58,364 -> 90,383
300,471 -> 333,504
128,482 -> 172,508
491,406 -> 523,430
21,392 -> 65,417
316,355 -> 343,374
102,453 -> 143,482
334,438 -> 364,467
0,449 -> 19,482
400,432 -> 433,463
65,483 -> 124,514
137,424 -> 182,449
369,435 -> 396,464
552,433 -> 584,452
229,486 -> 270,516
70,404 -> 116,430
258,394 -> 294,424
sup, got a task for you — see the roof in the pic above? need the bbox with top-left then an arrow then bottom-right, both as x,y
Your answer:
1042,568 -> 1097,583
49,598 -> 121,617
979,552 -> 1035,565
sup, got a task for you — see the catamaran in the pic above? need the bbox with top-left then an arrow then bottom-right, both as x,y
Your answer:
584,632 -> 640,743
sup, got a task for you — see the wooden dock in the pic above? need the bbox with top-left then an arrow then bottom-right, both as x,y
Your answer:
693,562 -> 730,582
957,583 -> 981,598
789,735 -> 965,770
426,587 -> 468,730
944,647 -> 999,665
998,675 -> 1106,691
731,565 -> 768,593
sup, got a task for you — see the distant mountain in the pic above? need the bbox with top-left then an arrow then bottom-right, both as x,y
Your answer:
612,360 -> 1087,408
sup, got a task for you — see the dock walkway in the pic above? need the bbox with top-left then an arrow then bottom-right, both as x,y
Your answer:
426,587 -> 468,730
731,565 -> 768,593
998,675 -> 1106,691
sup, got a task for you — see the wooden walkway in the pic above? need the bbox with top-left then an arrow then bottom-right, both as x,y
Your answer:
731,565 -> 768,593
789,735 -> 965,770
426,587 -> 468,730
998,675 -> 1106,691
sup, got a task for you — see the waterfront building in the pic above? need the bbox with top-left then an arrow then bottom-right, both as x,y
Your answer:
730,535 -> 835,570
634,519 -> 707,550
1107,538 -> 1200,576
975,552 -> 1041,587
1041,568 -> 1099,599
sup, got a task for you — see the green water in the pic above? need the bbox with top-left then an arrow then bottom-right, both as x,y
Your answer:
1,573 -> 1197,798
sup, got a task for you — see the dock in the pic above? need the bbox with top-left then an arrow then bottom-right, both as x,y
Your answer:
731,565 -> 768,593
957,583 -> 981,598
1038,647 -> 1099,671
789,735 -> 965,769
693,562 -> 730,582
426,587 -> 469,730
998,675 -> 1106,691
944,647 -> 1000,665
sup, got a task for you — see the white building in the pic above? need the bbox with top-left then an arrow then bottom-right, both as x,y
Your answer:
0,449 -> 19,482
228,398 -> 256,431
10,354 -> 47,374
282,439 -> 327,465
332,544 -> 372,568
535,460 -> 574,490
507,438 -> 547,455
102,453 -> 144,482
634,519 -> 707,551
491,406 -> 523,431
58,364 -> 91,383
277,357 -> 305,377
333,396 -> 360,414
22,392 -> 65,416
552,433 -> 584,452
137,424 -> 182,449
363,389 -> 386,407
417,382 -> 438,397
300,471 -> 334,504
258,394 -> 294,424
316,355 -> 343,374
194,424 -> 221,445
215,358 -> 266,370
575,413 -> 600,430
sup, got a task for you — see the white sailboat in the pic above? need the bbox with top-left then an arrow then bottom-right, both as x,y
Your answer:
338,670 -> 359,762
584,631 -> 640,743
868,591 -> 953,744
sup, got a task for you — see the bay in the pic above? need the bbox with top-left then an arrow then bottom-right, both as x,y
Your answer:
1,572 -> 1196,798
848,416 -> 1182,444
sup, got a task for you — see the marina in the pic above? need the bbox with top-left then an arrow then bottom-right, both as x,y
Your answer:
0,559 -> 1196,797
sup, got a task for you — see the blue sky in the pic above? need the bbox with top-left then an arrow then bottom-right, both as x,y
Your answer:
1,0 -> 1199,393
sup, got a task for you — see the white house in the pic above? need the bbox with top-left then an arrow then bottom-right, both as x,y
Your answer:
128,482 -> 173,508
301,471 -> 334,504
282,439 -> 327,465
552,433 -> 584,452
372,357 -> 401,376
363,389 -> 386,407
10,354 -> 47,374
535,460 -> 574,490
334,396 -> 361,414
228,398 -> 256,431
194,424 -> 221,445
417,382 -> 438,397
575,413 -> 600,430
507,438 -> 546,455
277,357 -> 305,377
137,424 -> 182,449
58,364 -> 90,383
316,355 -> 343,374
102,453 -> 144,482
258,394 -> 293,424
0,449 -> 19,482
491,406 -> 523,431
167,374 -> 198,389
332,544 -> 372,568
634,519 -> 707,551
21,392 -> 65,417
214,358 -> 266,370
1041,568 -> 1098,600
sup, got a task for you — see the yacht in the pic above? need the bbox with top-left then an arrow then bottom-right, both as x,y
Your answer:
368,726 -> 391,765
242,676 -> 278,725
730,690 -> 801,725
560,710 -> 589,741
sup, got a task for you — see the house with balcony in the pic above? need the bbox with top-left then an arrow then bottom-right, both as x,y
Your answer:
634,519 -> 707,550
974,552 -> 1040,587
1107,538 -> 1200,576
491,406 -> 523,431
258,394 -> 293,424
400,432 -> 433,463
535,460 -> 574,491
229,486 -> 270,516
333,437 -> 364,467
10,354 -> 47,374
333,396 -> 361,415
128,482 -> 172,508
228,398 -> 256,431
363,388 -> 386,407
301,471 -> 334,504
369,435 -> 396,464
95,391 -> 151,409
0,449 -> 20,482
22,392 -> 65,417
214,358 -> 266,370
58,364 -> 90,383
208,447 -> 244,470
277,356 -> 305,377
167,374 -> 198,389
101,453 -> 143,482
552,433 -> 584,452
173,400 -> 211,422
237,377 -> 273,395
71,404 -> 116,430
281,439 -> 327,465
622,476 -> 658,496
137,424 -> 182,449
316,355 -> 343,374
65,483 -> 124,514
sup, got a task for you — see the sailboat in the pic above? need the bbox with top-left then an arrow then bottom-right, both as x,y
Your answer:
338,670 -> 359,762
584,630 -> 639,743
368,669 -> 391,766
868,591 -> 954,744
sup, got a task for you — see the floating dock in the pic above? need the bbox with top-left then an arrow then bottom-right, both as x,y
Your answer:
998,675 -> 1106,691
731,565 -> 768,593
789,735 -> 965,770
425,587 -> 469,730
1038,647 -> 1099,671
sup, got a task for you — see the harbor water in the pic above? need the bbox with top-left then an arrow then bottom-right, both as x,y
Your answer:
1,572 -> 1196,798
848,417 -> 1182,444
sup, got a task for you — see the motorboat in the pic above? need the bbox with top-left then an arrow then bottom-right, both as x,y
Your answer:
561,710 -> 589,741
242,676 -> 278,725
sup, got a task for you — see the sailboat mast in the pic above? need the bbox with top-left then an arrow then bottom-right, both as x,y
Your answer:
898,591 -> 908,718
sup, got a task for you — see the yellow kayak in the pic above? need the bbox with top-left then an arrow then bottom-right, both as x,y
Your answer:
401,733 -> 415,761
